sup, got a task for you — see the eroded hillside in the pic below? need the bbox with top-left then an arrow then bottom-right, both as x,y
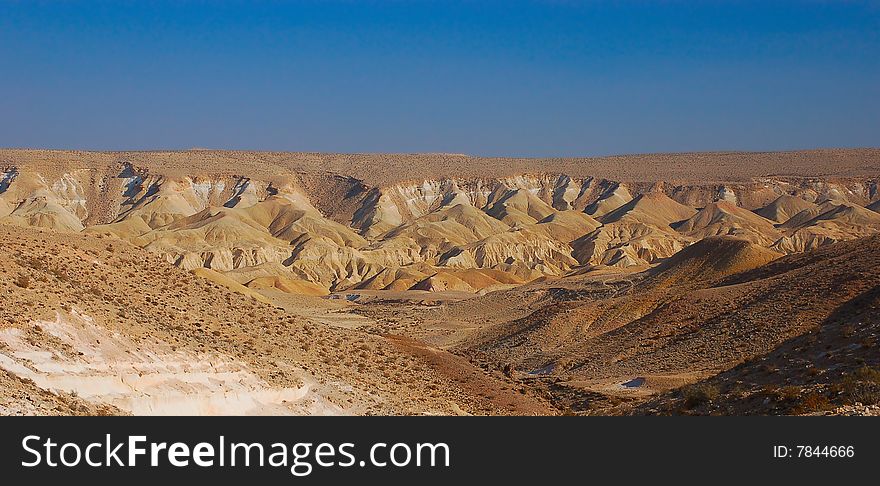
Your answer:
1,149 -> 878,295
2,149 -> 879,415
0,225 -> 549,415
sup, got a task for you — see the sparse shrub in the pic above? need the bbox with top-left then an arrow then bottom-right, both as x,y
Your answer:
14,274 -> 31,288
841,382 -> 880,406
797,392 -> 833,413
777,385 -> 801,401
26,257 -> 46,270
682,383 -> 720,409
837,366 -> 880,405
51,267 -> 69,282
853,366 -> 880,384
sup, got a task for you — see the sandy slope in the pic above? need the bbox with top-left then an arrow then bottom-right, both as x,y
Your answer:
0,225 -> 550,415
362,235 -> 879,414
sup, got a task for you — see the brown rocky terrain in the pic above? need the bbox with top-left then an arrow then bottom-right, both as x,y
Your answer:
1,148 -> 879,415
374,235 -> 879,415
0,225 -> 548,415
636,252 -> 880,416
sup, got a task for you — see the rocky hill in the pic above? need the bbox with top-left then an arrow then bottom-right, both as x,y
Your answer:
1,149 -> 878,295
2,148 -> 879,415
0,225 -> 549,415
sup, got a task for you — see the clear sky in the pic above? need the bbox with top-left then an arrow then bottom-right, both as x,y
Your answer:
0,1 -> 877,157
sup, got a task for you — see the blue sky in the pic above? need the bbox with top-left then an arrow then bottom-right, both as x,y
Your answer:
0,1 -> 877,156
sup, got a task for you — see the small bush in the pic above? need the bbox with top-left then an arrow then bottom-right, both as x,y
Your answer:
777,385 -> 801,401
14,274 -> 31,288
798,392 -> 833,413
842,382 -> 880,406
838,367 -> 880,405
853,366 -> 880,384
682,383 -> 720,409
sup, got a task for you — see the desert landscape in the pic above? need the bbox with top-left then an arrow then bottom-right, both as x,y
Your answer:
1,148 -> 879,415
